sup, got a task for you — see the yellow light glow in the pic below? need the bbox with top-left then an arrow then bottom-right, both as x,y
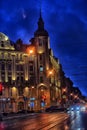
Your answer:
5,36 -> 8,41
25,77 -> 28,81
25,87 -> 29,91
70,93 -> 73,96
26,46 -> 36,55
49,71 -> 52,75
32,86 -> 34,88
46,66 -> 49,70
30,50 -> 33,54
38,49 -> 44,54
12,87 -> 16,91
74,95 -> 78,98
12,76 -> 16,80
47,69 -> 54,77
63,88 -> 66,92
39,83 -> 44,86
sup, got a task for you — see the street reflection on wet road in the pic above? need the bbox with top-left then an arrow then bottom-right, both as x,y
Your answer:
66,111 -> 87,130
1,111 -> 87,130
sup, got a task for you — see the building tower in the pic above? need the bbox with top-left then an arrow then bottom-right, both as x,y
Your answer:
30,11 -> 51,109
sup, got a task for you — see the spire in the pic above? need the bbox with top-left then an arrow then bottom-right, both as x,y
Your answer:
34,0 -> 48,37
40,0 -> 42,19
38,2 -> 44,31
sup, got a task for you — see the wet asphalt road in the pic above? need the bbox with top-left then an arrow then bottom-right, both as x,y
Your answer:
0,111 -> 87,130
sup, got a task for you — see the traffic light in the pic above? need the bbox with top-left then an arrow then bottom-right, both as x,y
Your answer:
0,83 -> 2,95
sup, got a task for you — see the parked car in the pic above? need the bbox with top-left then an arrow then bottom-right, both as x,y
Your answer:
45,106 -> 66,112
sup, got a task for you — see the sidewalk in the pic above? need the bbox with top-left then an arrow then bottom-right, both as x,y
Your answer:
0,112 -> 36,121
0,110 -> 66,121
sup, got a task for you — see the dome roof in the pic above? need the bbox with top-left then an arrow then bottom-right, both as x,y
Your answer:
0,32 -> 9,42
0,32 -> 15,50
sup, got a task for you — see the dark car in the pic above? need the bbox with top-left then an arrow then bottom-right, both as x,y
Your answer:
45,106 -> 67,112
45,106 -> 59,112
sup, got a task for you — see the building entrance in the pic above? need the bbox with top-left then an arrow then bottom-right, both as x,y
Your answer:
18,101 -> 24,110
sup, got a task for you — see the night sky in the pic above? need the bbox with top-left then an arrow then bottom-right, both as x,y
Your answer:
0,0 -> 87,96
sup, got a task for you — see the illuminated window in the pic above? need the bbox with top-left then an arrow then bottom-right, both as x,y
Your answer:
40,66 -> 43,72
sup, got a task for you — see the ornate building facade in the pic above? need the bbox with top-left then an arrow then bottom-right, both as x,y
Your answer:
0,14 -> 62,112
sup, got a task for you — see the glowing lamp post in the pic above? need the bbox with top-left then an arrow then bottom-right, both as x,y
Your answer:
27,46 -> 35,56
48,69 -> 54,76
48,69 -> 54,84
62,88 -> 66,93
29,50 -> 33,54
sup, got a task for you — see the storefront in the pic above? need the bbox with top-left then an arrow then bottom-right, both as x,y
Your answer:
0,97 -> 11,113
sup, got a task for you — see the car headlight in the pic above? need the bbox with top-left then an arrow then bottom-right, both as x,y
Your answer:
71,107 -> 74,111
81,106 -> 86,111
76,107 -> 80,111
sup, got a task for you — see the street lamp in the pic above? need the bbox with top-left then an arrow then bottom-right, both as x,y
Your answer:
62,88 -> 67,93
47,69 -> 54,77
26,46 -> 35,56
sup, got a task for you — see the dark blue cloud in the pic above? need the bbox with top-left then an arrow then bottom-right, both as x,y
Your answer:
0,0 -> 87,96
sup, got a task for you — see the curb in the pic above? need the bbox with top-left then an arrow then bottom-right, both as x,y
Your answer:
2,113 -> 36,121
